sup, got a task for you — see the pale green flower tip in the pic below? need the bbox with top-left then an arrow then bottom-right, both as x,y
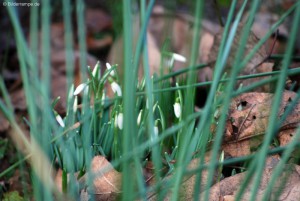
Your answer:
172,53 -> 186,63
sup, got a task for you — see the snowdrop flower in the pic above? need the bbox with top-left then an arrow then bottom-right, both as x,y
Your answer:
154,125 -> 159,136
137,110 -> 142,125
146,99 -> 149,109
106,62 -> 115,76
172,53 -> 186,63
101,93 -> 106,106
55,113 -> 65,128
73,83 -> 87,96
73,95 -> 78,112
173,100 -> 181,118
92,61 -> 100,77
117,113 -> 123,130
111,82 -> 122,96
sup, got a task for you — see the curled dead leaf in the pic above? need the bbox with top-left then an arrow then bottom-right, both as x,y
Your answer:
209,24 -> 273,92
200,155 -> 300,201
80,156 -> 121,201
222,91 -> 300,157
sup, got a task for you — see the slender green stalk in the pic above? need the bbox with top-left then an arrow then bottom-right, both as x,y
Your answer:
76,0 -> 88,81
249,2 -> 300,200
171,0 -> 203,200
6,2 -> 38,138
203,1 -> 251,200
236,3 -> 298,199
122,0 -> 135,199
262,88 -> 300,200
63,0 -> 75,90
139,0 -> 155,199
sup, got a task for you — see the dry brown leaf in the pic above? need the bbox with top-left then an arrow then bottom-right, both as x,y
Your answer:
10,89 -> 27,111
200,155 -> 300,201
85,8 -> 113,50
221,91 -> 300,157
91,156 -> 122,193
209,24 -> 273,92
85,8 -> 112,34
80,156 -> 121,201
108,6 -> 218,89
178,157 -> 218,200
107,15 -> 161,89
148,153 -> 215,201
0,110 -> 10,133
51,50 -> 97,114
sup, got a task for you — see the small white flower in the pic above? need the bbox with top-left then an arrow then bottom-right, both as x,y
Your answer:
106,62 -> 115,76
111,82 -> 122,96
154,126 -> 159,136
55,114 -> 65,128
173,102 -> 181,118
146,99 -> 149,109
73,83 -> 87,96
73,95 -> 78,112
117,113 -> 123,130
92,61 -> 100,77
172,53 -> 186,63
137,110 -> 142,125
101,93 -> 106,106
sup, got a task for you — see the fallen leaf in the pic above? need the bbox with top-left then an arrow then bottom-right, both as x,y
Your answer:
221,91 -> 300,157
85,8 -> 113,51
10,89 -> 27,111
200,155 -> 300,201
85,8 -> 112,33
108,6 -> 219,88
209,24 -> 273,92
51,50 -> 98,114
0,110 -> 10,133
107,15 -> 161,89
148,153 -> 215,201
80,156 -> 121,201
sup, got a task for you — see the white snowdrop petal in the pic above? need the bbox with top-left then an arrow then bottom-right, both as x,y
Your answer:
111,82 -> 122,96
106,62 -> 115,76
173,102 -> 181,118
56,114 -> 65,128
173,53 -> 186,63
73,83 -> 87,96
101,93 -> 106,106
73,95 -> 78,112
137,110 -> 142,125
92,62 -> 100,77
117,113 -> 123,130
106,62 -> 112,70
114,115 -> 118,128
154,126 -> 159,136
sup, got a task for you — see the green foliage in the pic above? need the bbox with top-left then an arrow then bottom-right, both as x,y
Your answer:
0,0 -> 300,200
217,0 -> 232,7
0,138 -> 8,159
3,191 -> 24,201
